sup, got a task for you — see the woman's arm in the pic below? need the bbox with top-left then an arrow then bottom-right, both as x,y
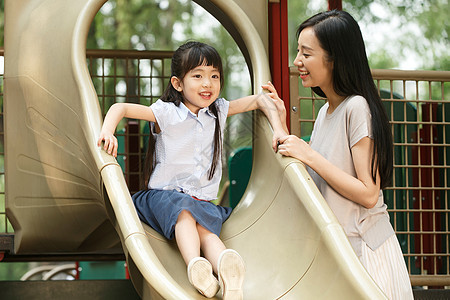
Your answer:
260,82 -> 288,133
228,90 -> 288,151
278,135 -> 380,208
97,103 -> 156,157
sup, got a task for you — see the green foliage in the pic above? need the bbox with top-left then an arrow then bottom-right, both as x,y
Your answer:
0,263 -> 30,281
287,0 -> 449,71
287,0 -> 323,63
89,0 -> 193,50
368,49 -> 397,70
87,0 -> 249,100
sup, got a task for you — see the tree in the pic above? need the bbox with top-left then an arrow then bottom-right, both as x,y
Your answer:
287,0 -> 449,71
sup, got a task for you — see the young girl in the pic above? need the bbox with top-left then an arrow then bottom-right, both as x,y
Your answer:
98,41 -> 285,299
267,10 -> 413,299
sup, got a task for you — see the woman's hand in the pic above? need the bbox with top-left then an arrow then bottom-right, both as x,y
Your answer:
272,129 -> 288,153
277,135 -> 315,165
97,129 -> 118,158
261,81 -> 287,131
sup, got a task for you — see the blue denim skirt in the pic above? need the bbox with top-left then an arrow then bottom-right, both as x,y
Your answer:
132,189 -> 232,240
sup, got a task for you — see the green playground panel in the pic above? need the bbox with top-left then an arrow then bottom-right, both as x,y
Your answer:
228,147 -> 252,209
78,261 -> 127,280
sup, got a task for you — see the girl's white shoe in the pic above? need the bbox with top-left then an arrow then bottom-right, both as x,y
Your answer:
217,249 -> 245,300
187,257 -> 220,298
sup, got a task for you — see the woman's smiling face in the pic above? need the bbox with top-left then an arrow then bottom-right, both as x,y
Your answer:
293,27 -> 334,93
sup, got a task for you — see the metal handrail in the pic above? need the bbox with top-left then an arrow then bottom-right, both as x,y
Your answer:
289,66 -> 450,81
371,69 -> 450,81
86,48 -> 173,59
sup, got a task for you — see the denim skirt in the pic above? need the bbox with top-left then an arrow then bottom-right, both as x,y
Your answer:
132,189 -> 232,240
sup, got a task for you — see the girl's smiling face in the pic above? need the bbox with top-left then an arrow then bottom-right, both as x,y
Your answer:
293,27 -> 334,95
172,64 -> 221,115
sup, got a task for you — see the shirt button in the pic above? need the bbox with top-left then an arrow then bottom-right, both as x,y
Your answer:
196,147 -> 200,152
196,166 -> 201,171
198,128 -> 203,133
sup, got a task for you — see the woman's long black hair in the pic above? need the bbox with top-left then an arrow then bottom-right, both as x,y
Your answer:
142,41 -> 224,188
297,10 -> 393,189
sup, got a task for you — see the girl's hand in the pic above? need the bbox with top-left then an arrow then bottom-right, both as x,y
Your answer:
261,81 -> 287,126
97,130 -> 118,158
277,135 -> 315,165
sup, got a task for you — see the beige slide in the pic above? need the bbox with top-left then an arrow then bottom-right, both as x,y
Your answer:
4,0 -> 386,298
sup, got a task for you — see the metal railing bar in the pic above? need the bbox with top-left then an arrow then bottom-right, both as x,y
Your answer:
86,49 -> 174,59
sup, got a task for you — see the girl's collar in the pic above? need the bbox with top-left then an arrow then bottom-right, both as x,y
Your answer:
177,100 -> 217,120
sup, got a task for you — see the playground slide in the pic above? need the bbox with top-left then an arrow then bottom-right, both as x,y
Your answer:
4,0 -> 386,299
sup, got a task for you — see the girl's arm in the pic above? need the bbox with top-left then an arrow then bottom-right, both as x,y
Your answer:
228,89 -> 288,152
278,135 -> 380,208
97,103 -> 156,157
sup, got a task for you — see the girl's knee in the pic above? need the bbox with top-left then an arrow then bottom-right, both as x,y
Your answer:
196,223 -> 211,234
177,210 -> 195,223
197,224 -> 218,240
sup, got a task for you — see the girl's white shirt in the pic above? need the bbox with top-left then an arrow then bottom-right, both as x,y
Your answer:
148,98 -> 229,201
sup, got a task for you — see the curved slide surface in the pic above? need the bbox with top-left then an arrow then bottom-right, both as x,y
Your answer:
4,0 -> 386,299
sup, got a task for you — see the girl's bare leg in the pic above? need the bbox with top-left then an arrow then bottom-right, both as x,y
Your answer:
176,211 -> 220,298
175,210 -> 201,265
197,223 -> 226,274
197,224 -> 244,300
